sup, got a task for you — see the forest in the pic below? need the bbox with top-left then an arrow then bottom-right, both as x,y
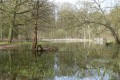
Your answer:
0,0 -> 120,80
0,0 -> 120,45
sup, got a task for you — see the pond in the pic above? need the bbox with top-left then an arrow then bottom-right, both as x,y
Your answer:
0,42 -> 120,80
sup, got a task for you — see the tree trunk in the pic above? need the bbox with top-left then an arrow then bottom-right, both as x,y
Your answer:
112,32 -> 120,44
8,1 -> 18,43
32,0 -> 39,50
8,27 -> 13,43
8,11 -> 16,43
1,25 -> 3,41
32,26 -> 38,50
109,27 -> 120,44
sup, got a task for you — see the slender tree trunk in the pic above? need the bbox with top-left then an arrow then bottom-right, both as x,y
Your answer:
8,27 -> 13,43
1,25 -> 3,41
8,12 -> 16,43
32,23 -> 38,50
8,1 -> 18,43
32,0 -> 39,50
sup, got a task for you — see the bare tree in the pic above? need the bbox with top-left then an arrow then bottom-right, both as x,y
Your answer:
31,0 -> 54,50
75,0 -> 120,44
0,0 -> 33,43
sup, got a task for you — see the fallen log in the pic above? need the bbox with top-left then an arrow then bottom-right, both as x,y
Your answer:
30,45 -> 58,52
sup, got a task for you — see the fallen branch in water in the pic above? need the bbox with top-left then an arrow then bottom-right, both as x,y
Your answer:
30,45 -> 58,52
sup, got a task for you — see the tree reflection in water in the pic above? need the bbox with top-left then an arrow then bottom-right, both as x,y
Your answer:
54,43 -> 120,80
0,43 -> 119,80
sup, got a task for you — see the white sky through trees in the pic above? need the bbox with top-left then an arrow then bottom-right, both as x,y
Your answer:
50,0 -> 76,3
49,0 -> 119,6
55,0 -> 76,3
49,0 -> 119,11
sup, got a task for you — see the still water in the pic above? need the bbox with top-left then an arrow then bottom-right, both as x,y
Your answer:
0,43 -> 120,80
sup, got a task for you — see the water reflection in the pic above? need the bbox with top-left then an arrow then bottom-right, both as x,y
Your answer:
54,43 -> 120,80
0,45 -> 55,80
0,43 -> 120,80
54,52 -> 110,80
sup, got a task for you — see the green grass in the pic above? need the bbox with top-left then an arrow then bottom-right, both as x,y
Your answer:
0,42 -> 10,45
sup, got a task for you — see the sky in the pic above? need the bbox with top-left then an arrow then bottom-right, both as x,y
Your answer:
54,0 -> 76,3
49,0 -> 117,5
49,0 -> 76,4
49,0 -> 118,8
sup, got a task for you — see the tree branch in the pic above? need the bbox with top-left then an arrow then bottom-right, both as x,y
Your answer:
0,7 -> 10,13
16,9 -> 33,14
